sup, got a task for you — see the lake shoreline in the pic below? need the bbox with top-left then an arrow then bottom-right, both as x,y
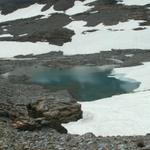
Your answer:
1,49 -> 150,149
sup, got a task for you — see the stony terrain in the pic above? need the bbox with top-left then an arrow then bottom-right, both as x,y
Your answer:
0,0 -> 150,45
1,49 -> 150,74
0,50 -> 150,149
0,0 -> 150,149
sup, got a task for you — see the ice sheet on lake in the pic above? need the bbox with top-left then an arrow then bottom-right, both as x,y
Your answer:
0,3 -> 62,23
63,90 -> 150,136
63,62 -> 150,136
65,0 -> 96,15
62,20 -> 150,54
0,0 -> 96,23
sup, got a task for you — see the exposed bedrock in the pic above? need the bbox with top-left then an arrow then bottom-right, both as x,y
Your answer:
0,14 -> 74,46
0,77 -> 82,134
1,50 -> 150,149
0,0 -> 84,15
0,0 -> 150,46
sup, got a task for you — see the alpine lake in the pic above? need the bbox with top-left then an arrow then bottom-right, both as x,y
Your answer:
7,65 -> 140,101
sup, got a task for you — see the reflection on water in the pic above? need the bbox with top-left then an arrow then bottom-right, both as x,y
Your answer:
9,65 -> 141,101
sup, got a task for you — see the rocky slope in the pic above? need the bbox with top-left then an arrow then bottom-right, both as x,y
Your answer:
0,50 -> 150,149
0,0 -> 150,46
0,0 -> 150,149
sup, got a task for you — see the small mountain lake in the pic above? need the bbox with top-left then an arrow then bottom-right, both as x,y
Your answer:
5,65 -> 140,101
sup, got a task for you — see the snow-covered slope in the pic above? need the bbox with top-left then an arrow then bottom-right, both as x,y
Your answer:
0,0 -> 150,57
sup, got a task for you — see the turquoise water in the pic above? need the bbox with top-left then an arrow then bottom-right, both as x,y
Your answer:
28,66 -> 140,101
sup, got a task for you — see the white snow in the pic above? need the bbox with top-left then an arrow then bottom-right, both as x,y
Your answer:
3,29 -> 8,32
65,0 -> 96,15
0,3 -> 62,23
0,0 -> 97,22
118,0 -> 150,6
0,20 -> 150,57
61,20 -> 150,54
0,34 -> 13,37
111,62 -> 150,92
63,62 -> 150,136
63,90 -> 150,136
0,41 -> 60,58
125,54 -> 134,57
18,33 -> 28,37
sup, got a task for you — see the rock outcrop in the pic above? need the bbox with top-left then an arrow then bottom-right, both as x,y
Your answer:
0,77 -> 82,134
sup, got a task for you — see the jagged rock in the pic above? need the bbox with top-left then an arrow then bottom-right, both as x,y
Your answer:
0,76 -> 82,133
12,117 -> 67,134
28,90 -> 82,123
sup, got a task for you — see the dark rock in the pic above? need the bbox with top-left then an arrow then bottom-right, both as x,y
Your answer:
12,118 -> 67,134
137,138 -> 145,148
0,13 -> 74,46
28,90 -> 82,123
14,54 -> 34,58
142,145 -> 150,150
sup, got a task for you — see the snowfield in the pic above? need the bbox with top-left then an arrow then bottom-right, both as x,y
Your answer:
0,20 -> 150,58
63,62 -> 150,136
0,0 -> 96,23
0,3 -> 63,23
0,41 -> 60,58
65,0 -> 96,15
62,20 -> 150,54
111,62 -> 150,92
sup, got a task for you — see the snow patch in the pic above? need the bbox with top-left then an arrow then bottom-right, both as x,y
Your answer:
63,62 -> 150,136
118,0 -> 150,6
0,3 -> 63,23
66,0 -> 96,15
0,20 -> 150,57
63,90 -> 150,136
0,41 -> 60,58
18,33 -> 28,37
0,34 -> 13,37
111,62 -> 150,92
